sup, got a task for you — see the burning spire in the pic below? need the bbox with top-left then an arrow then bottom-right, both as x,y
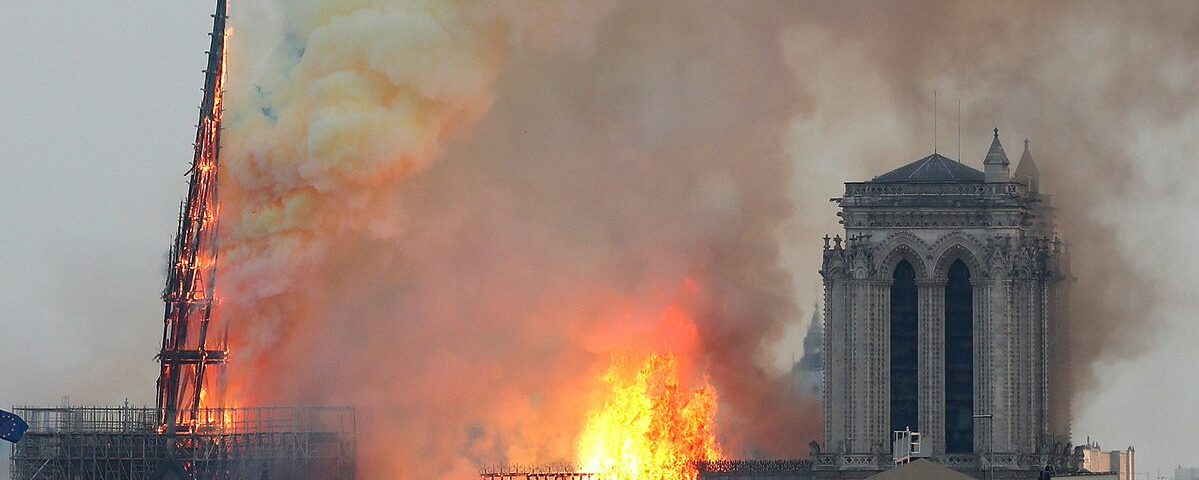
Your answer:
155,0 -> 229,434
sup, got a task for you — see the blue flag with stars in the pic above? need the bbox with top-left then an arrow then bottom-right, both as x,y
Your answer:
0,409 -> 28,443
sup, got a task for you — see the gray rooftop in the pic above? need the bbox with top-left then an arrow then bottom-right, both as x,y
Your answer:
864,459 -> 977,480
870,153 -> 985,183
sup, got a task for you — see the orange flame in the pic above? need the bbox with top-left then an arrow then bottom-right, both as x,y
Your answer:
577,354 -> 722,480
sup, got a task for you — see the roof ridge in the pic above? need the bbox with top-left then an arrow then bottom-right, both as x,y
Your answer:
937,156 -> 954,177
871,153 -> 984,183
907,155 -> 934,179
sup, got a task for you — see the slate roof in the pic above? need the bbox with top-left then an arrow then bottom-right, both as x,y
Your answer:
864,459 -> 978,480
871,153 -> 985,183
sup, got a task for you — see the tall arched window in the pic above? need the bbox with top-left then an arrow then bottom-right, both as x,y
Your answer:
944,260 -> 974,453
890,260 -> 919,436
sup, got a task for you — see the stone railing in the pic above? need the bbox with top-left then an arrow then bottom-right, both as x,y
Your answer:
695,459 -> 814,473
936,454 -> 981,470
837,454 -> 890,470
812,453 -> 838,470
986,453 -> 1022,470
810,451 -> 1081,475
844,182 -> 1022,198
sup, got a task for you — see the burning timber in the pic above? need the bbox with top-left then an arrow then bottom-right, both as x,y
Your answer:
10,1 -> 356,478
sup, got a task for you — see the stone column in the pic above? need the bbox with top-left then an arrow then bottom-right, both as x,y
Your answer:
1034,277 -> 1049,451
847,280 -> 889,454
987,276 -> 1013,454
869,280 -> 889,454
847,279 -> 868,453
1019,275 -> 1046,453
973,278 -> 992,457
822,277 -> 846,451
917,278 -> 946,454
1018,276 -> 1034,453
1010,273 -> 1037,453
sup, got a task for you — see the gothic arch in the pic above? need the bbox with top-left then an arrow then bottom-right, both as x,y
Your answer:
931,232 -> 986,279
876,232 -> 931,279
1012,261 -> 1035,279
823,264 -> 847,281
822,253 -> 848,280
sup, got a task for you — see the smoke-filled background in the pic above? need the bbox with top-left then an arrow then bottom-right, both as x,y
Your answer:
3,0 -> 1199,478
218,2 -> 816,476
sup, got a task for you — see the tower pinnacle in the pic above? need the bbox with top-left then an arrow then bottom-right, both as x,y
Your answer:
984,127 -> 1010,182
156,0 -> 229,434
1015,138 -> 1041,191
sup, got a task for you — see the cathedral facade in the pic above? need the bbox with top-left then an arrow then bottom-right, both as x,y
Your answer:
818,130 -> 1073,476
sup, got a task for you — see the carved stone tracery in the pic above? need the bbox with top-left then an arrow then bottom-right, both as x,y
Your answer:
821,164 -> 1070,474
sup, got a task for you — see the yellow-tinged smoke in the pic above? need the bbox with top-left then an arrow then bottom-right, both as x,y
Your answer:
214,0 -> 1197,478
223,1 -> 499,245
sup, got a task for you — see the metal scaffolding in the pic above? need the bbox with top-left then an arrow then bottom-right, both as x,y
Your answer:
8,2 -> 360,479
10,406 -> 356,480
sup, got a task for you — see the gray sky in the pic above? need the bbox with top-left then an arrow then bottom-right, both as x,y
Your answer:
2,2 -> 1197,478
1,0 -> 211,472
1,2 -> 211,410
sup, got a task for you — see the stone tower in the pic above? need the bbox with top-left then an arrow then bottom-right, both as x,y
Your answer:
818,130 -> 1073,475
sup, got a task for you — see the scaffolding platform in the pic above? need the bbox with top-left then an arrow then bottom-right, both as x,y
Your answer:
10,405 -> 355,480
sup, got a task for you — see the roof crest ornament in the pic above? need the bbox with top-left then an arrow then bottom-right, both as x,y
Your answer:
984,127 -> 1009,167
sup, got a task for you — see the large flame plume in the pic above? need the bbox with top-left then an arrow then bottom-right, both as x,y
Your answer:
208,0 -> 1193,477
578,354 -> 722,480
220,2 -> 813,477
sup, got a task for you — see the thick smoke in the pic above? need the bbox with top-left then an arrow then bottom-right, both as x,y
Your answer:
780,0 -> 1198,401
218,0 -> 1198,478
223,1 -> 815,476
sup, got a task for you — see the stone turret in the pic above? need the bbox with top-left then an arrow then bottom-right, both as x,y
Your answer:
819,129 -> 1072,477
1014,139 -> 1040,192
984,127 -> 1010,183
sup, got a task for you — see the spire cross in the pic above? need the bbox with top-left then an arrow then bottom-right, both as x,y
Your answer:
1024,139 -> 1030,151
993,127 -> 1000,139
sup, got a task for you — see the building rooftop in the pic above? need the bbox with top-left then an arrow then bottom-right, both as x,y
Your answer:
864,459 -> 977,480
870,153 -> 985,183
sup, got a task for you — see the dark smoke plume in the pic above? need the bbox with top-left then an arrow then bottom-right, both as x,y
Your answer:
217,1 -> 1198,477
